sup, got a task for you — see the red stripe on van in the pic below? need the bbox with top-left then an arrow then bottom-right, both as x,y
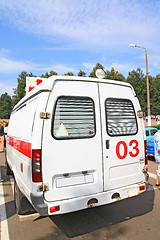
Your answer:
8,137 -> 31,158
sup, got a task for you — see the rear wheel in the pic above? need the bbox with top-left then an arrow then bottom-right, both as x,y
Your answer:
6,162 -> 12,175
14,179 -> 35,215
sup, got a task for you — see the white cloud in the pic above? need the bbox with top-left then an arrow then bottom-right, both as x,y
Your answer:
111,63 -> 137,75
0,54 -> 79,95
149,55 -> 160,70
0,81 -> 15,96
0,58 -> 33,73
1,0 -> 160,78
0,48 -> 9,57
0,54 -> 78,76
0,57 -> 78,96
50,64 -> 77,74
1,0 -> 160,48
82,63 -> 96,71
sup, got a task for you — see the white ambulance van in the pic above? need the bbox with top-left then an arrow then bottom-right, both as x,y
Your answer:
6,74 -> 148,216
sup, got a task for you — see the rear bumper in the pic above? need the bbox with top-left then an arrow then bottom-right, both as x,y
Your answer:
31,182 -> 146,216
30,193 -> 48,216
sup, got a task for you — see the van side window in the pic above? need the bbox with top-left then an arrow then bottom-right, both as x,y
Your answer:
105,98 -> 138,136
53,96 -> 96,139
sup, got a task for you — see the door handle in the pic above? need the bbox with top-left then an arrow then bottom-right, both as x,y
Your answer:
106,140 -> 110,149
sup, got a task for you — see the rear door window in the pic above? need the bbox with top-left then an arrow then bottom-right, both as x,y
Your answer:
105,98 -> 138,136
52,96 -> 96,139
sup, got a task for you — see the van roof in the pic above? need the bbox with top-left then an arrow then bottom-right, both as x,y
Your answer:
13,75 -> 136,111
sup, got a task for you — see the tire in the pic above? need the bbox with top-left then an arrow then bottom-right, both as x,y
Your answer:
6,162 -> 12,175
14,179 -> 25,214
14,180 -> 35,215
5,151 -> 12,176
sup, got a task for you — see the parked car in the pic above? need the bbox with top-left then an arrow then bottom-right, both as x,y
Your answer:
145,127 -> 158,157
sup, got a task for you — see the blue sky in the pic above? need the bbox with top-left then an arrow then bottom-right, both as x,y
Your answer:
0,0 -> 160,96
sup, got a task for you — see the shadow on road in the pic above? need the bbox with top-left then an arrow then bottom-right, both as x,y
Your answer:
0,151 -> 155,239
50,185 -> 154,238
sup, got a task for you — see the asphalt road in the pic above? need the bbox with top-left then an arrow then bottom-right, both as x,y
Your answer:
0,152 -> 159,240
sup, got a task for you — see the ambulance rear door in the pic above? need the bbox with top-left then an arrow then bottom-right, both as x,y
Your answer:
42,80 -> 103,202
99,82 -> 145,191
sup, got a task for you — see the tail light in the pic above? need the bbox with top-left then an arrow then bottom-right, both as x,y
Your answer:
139,184 -> 146,192
144,140 -> 148,165
32,149 -> 42,182
50,206 -> 60,213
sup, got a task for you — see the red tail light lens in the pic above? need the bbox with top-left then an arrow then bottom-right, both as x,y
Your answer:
144,140 -> 148,165
32,149 -> 42,182
139,185 -> 146,192
50,206 -> 60,213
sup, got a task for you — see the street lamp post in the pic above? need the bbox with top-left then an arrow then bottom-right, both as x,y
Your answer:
129,44 -> 151,126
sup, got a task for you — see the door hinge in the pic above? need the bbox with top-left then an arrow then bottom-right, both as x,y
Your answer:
37,183 -> 49,192
40,112 -> 50,119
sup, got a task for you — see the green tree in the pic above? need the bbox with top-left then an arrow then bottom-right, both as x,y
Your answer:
9,66 -> 160,117
78,70 -> 86,77
106,67 -> 125,81
40,72 -> 50,78
126,68 -> 147,113
89,63 -> 105,78
64,72 -> 74,76
0,92 -> 12,118
12,71 -> 35,107
149,74 -> 160,115
40,70 -> 58,78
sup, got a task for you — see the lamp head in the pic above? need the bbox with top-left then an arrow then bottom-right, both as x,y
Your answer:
129,44 -> 136,47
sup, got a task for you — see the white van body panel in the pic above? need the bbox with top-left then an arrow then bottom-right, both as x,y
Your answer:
7,92 -> 50,200
6,76 -> 147,216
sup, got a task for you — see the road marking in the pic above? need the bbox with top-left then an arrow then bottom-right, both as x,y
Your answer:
148,172 -> 157,179
0,169 -> 10,240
